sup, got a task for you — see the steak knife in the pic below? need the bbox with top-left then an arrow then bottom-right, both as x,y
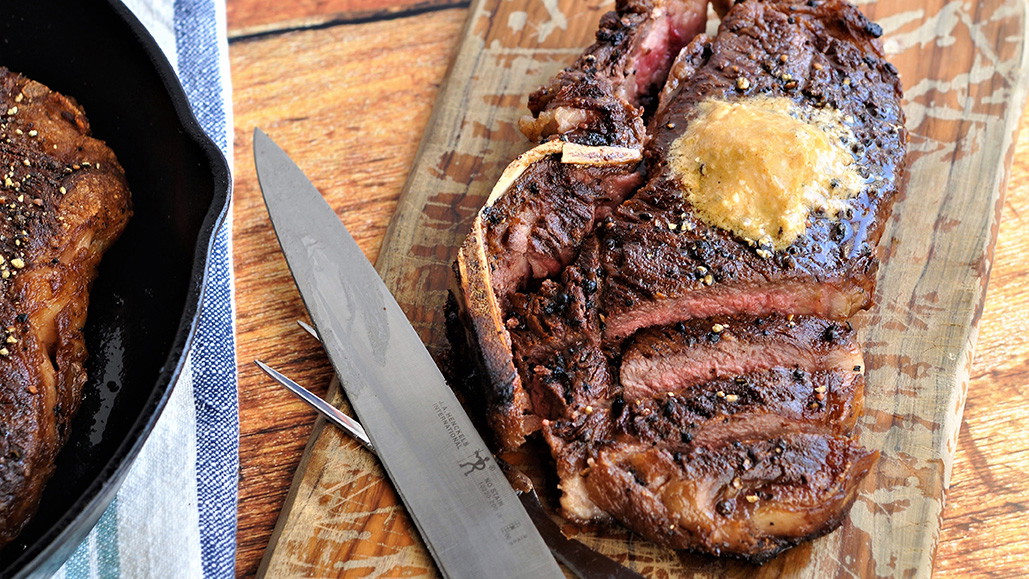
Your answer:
254,128 -> 563,579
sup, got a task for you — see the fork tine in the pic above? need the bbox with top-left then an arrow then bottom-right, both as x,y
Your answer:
253,359 -> 374,452
297,319 -> 318,340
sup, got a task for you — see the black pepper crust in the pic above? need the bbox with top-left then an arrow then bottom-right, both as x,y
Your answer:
600,0 -> 907,338
0,67 -> 132,547
505,238 -> 615,423
521,0 -> 653,146
521,0 -> 706,146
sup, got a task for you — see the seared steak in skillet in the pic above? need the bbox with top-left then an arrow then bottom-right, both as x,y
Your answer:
453,0 -> 904,563
0,68 -> 132,546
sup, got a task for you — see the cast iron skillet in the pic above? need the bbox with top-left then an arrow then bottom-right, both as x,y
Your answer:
0,1 -> 231,576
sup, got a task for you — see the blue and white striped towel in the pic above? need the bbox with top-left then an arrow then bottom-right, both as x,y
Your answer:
51,0 -> 238,577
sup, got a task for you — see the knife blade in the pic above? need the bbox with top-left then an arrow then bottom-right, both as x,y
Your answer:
254,128 -> 563,579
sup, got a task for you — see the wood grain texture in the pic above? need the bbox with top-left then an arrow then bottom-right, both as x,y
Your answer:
228,0 -> 1029,577
227,0 -> 466,38
933,100 -> 1029,579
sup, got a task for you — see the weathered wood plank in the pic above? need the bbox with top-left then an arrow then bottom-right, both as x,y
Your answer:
933,107 -> 1029,578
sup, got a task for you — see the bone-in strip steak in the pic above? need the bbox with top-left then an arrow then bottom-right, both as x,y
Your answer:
453,0 -> 904,563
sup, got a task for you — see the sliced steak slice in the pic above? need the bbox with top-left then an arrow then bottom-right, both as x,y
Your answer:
542,357 -> 866,524
521,0 -> 709,145
619,366 -> 867,438
599,0 -> 906,339
535,311 -> 874,556
619,315 -> 862,401
583,422 -> 877,562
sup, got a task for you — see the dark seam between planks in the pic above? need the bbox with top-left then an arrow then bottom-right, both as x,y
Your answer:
229,0 -> 471,43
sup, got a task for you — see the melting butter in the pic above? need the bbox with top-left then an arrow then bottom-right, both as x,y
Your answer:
668,97 -> 864,250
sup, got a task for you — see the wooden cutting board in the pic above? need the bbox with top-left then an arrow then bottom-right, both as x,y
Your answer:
256,0 -> 1029,576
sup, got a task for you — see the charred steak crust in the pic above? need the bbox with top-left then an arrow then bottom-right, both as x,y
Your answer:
521,0 -> 707,145
0,68 -> 132,546
453,0 -> 904,563
456,0 -> 707,450
601,0 -> 906,338
581,427 -> 877,561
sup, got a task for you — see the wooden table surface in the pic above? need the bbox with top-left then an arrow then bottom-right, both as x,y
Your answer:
228,1 -> 1029,576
